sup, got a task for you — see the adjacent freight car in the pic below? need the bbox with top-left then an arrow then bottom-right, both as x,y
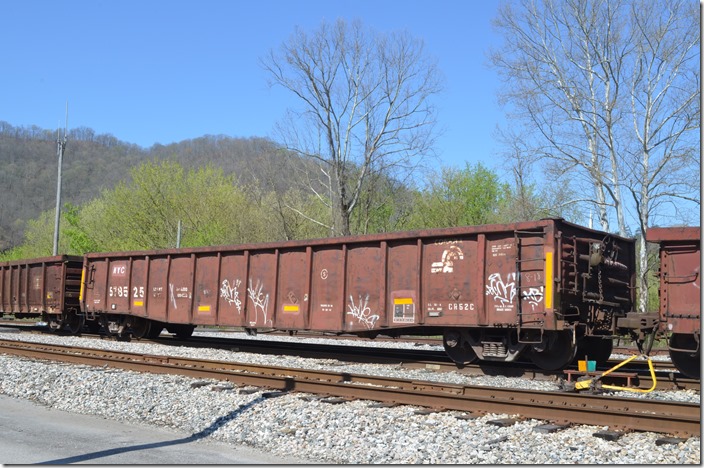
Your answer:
648,226 -> 701,379
79,218 -> 636,371
0,255 -> 84,332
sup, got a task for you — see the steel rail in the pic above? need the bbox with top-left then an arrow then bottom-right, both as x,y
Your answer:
0,340 -> 699,437
0,324 -> 698,391
125,334 -> 704,391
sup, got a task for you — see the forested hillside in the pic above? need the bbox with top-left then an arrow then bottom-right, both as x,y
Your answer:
0,122 -> 294,250
1,121 -> 566,260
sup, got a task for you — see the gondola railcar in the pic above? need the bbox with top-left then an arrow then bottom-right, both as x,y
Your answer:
648,226 -> 701,379
0,255 -> 84,332
79,218 -> 637,371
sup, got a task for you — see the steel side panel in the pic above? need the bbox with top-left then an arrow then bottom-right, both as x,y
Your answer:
345,245 -> 384,332
484,235 -> 519,325
193,255 -> 218,325
12,266 -> 22,313
309,248 -> 344,331
27,264 -> 45,314
167,256 -> 193,324
85,260 -> 108,313
10,266 -> 19,313
217,253 -> 247,327
4,266 -> 14,312
3,265 -> 17,313
422,237 -> 478,325
0,268 -> 6,311
146,258 -> 169,322
14,266 -> 20,312
658,239 -> 701,334
19,266 -> 28,313
107,259 -> 130,314
273,250 -> 307,330
387,242 -> 420,327
0,268 -> 5,311
129,258 -> 148,318
246,252 -> 276,328
46,263 -> 66,314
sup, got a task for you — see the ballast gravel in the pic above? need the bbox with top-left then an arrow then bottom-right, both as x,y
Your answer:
0,329 -> 699,464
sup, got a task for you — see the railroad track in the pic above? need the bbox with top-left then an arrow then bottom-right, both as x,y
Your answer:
171,334 -> 698,391
0,339 -> 699,438
0,323 -> 698,391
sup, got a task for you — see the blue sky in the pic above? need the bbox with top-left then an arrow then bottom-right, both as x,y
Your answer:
2,0 -> 506,170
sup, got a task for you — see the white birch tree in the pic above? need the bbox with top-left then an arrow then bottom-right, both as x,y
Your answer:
490,0 -> 699,311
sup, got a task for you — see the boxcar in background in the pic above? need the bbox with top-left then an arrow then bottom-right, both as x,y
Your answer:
80,218 -> 637,371
0,255 -> 84,332
647,226 -> 701,379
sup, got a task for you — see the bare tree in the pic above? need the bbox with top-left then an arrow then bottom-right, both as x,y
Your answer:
624,0 -> 700,311
490,0 -> 699,311
496,127 -> 582,223
262,19 -> 442,236
491,0 -> 635,235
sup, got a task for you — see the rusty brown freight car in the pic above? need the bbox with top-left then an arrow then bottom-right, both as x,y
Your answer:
80,218 -> 636,370
0,255 -> 84,332
647,226 -> 701,378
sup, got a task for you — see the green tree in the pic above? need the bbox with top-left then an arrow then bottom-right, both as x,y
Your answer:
63,202 -> 99,253
0,206 -> 79,260
72,160 -> 276,251
406,163 -> 509,229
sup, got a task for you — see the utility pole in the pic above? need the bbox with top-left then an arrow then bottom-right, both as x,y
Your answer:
176,219 -> 182,248
52,103 -> 68,256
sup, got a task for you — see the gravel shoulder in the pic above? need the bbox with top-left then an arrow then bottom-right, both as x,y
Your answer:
0,394 -> 314,464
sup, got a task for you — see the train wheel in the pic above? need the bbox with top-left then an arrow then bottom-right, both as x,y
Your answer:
61,311 -> 84,335
130,317 -> 151,339
669,334 -> 701,379
573,336 -> 613,366
443,329 -> 478,365
529,331 -> 577,371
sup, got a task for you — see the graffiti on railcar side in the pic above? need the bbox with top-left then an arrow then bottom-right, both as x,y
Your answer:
220,278 -> 243,314
347,293 -> 379,329
247,278 -> 272,326
486,272 -> 517,311
169,283 -> 177,309
521,286 -> 544,311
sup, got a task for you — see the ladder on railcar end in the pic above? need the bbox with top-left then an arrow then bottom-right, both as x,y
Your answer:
558,235 -> 581,320
514,228 -> 550,343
